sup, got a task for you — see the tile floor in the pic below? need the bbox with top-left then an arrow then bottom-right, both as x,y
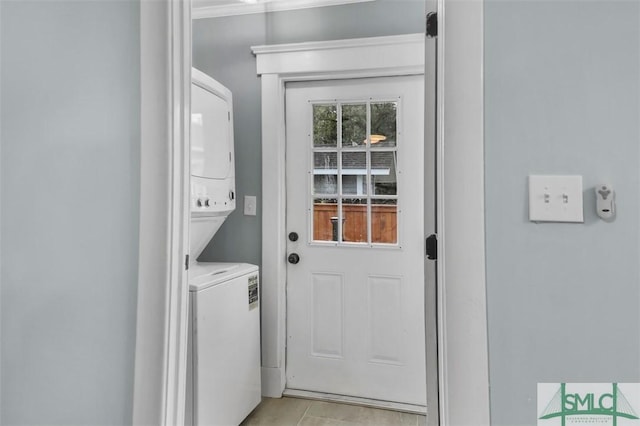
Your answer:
240,397 -> 427,426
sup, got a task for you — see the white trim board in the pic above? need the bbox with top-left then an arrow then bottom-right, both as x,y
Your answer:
251,33 -> 425,400
437,0 -> 491,424
193,0 -> 374,19
254,34 -> 424,77
133,0 -> 192,424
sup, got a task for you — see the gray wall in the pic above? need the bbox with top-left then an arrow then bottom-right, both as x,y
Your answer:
484,1 -> 640,424
1,1 -> 140,424
192,0 -> 424,265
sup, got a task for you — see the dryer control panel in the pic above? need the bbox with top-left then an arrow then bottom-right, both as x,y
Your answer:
191,176 -> 236,216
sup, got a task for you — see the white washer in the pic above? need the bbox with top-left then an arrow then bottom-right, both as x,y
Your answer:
186,262 -> 261,426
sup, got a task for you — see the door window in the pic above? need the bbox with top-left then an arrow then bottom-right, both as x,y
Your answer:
311,100 -> 399,246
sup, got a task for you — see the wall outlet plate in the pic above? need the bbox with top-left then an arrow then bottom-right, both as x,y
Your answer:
529,175 -> 584,223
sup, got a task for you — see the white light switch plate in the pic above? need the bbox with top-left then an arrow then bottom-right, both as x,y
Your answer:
529,175 -> 584,223
244,195 -> 257,216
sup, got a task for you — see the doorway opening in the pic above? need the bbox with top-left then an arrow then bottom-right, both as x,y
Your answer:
136,1 -> 492,425
251,33 -> 437,415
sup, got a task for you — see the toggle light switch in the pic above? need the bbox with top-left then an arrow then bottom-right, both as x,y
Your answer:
529,175 -> 584,223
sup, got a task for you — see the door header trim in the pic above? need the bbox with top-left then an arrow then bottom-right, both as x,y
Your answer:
252,33 -> 424,77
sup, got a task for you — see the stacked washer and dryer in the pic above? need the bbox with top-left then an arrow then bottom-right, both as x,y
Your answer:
185,68 -> 261,426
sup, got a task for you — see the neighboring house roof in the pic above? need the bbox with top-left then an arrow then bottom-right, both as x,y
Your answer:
314,151 -> 396,171
313,151 -> 397,192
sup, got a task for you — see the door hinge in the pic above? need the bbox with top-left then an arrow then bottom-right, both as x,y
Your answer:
426,12 -> 438,38
185,254 -> 190,270
426,234 -> 437,260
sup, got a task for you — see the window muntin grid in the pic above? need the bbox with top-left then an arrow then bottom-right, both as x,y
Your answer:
310,99 -> 400,247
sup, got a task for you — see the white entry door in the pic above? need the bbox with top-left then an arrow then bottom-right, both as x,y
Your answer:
285,75 -> 426,406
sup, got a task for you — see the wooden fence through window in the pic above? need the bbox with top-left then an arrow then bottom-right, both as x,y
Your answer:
313,203 -> 397,244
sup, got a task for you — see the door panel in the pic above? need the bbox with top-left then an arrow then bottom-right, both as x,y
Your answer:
310,272 -> 344,358
367,275 -> 403,365
285,76 -> 427,406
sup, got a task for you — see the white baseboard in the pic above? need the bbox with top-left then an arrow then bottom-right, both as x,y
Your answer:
261,366 -> 285,397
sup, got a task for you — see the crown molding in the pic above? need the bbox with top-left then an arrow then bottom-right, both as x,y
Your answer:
193,0 -> 375,19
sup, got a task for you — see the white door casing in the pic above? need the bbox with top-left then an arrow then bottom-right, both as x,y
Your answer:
252,34 -> 426,398
134,1 -> 192,424
285,76 -> 426,406
437,0 -> 491,424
